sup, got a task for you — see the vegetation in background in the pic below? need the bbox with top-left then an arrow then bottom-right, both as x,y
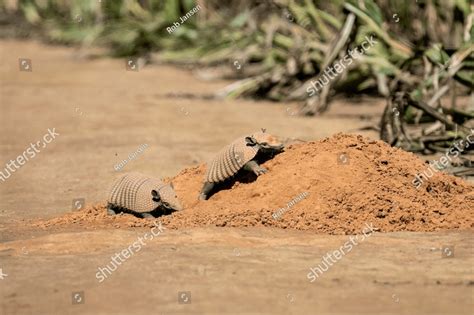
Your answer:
1,0 -> 473,164
1,0 -> 203,56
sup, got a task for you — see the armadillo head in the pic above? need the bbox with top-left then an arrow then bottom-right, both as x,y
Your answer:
245,130 -> 284,154
151,182 -> 183,212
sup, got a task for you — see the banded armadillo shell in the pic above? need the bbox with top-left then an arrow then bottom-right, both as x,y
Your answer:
108,172 -> 166,213
205,137 -> 259,183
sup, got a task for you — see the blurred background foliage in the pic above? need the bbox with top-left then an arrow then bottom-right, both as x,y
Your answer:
0,0 -> 473,155
1,0 -> 471,98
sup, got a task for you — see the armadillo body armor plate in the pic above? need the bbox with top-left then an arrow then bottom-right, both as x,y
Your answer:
108,172 -> 165,213
205,137 -> 259,183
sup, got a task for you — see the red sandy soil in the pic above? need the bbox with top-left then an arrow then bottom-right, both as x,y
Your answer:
25,133 -> 474,234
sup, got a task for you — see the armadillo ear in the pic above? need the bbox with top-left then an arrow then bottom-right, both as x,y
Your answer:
169,182 -> 174,189
151,190 -> 161,202
245,136 -> 257,146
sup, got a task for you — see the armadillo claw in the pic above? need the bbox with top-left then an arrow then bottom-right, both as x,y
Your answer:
254,167 -> 268,176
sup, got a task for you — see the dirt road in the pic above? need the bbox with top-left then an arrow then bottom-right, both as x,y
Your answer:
1,228 -> 473,315
0,40 -> 472,315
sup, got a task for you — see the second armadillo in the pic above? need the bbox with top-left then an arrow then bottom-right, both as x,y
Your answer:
199,130 -> 284,200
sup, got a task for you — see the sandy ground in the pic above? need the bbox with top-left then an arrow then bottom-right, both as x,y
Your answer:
0,40 -> 473,314
1,228 -> 473,315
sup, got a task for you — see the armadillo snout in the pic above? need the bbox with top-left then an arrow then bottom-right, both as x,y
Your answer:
260,143 -> 284,154
159,185 -> 183,212
172,203 -> 183,211
272,144 -> 284,151
164,198 -> 183,211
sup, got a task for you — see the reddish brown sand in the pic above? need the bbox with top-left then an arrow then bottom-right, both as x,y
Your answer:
29,133 -> 473,234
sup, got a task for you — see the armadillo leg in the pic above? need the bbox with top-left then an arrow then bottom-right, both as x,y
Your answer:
141,212 -> 155,219
107,203 -> 118,215
243,160 -> 268,176
199,182 -> 215,200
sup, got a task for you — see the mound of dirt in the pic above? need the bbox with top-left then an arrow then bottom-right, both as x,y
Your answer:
31,134 -> 473,234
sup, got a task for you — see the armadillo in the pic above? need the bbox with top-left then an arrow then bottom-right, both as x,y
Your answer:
199,130 -> 284,200
107,172 -> 183,218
